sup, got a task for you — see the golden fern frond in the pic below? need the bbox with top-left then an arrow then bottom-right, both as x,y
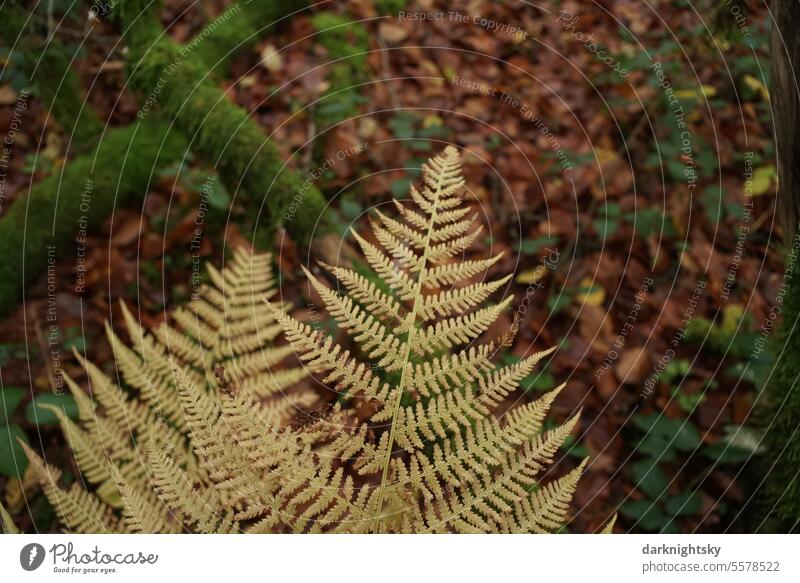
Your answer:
510,458 -> 587,533
407,343 -> 496,397
419,414 -> 581,533
20,441 -> 119,533
111,465 -> 181,534
274,146 -> 587,533
19,249 -> 311,533
106,320 -> 190,431
0,499 -> 19,534
304,268 -> 405,370
23,147 -> 597,534
601,513 -> 618,534
41,404 -> 114,486
350,229 -> 417,299
272,310 -> 391,402
321,262 -> 405,323
218,389 -> 375,533
416,274 -> 512,320
68,364 -> 146,429
389,382 -> 568,492
421,254 -> 504,288
147,443 -> 223,534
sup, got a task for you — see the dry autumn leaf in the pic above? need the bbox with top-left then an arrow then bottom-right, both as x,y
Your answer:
576,277 -> 606,307
0,84 -> 18,105
614,347 -> 651,385
743,74 -> 769,101
260,43 -> 283,73
378,22 -> 409,44
516,264 -> 548,284
748,165 -> 777,196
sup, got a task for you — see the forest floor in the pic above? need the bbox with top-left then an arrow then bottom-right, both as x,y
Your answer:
0,0 -> 779,533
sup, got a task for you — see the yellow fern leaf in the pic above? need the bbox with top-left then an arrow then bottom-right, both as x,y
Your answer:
289,146 -> 583,532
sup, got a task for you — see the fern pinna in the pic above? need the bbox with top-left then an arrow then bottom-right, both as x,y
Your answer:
20,147 -> 598,533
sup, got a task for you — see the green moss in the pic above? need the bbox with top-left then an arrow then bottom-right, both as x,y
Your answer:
121,0 -> 331,245
375,0 -> 408,16
32,45 -> 104,150
0,118 -> 188,318
310,12 -> 370,129
188,0 -> 308,74
756,247 -> 800,531
310,13 -> 370,63
685,304 -> 755,359
0,5 -> 103,150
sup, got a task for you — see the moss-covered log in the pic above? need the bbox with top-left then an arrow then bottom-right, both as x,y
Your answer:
119,0 -> 332,246
0,4 -> 104,150
188,0 -> 308,75
0,0 -> 324,318
0,119 -> 188,319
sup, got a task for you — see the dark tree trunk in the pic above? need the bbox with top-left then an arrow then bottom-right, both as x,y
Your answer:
773,0 -> 800,236
757,0 -> 800,532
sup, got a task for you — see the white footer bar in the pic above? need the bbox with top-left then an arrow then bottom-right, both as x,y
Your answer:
1,534 -> 796,582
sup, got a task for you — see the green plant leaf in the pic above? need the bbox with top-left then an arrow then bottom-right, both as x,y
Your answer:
593,218 -> 619,238
339,197 -> 363,221
700,186 -> 724,223
660,358 -> 691,385
204,177 -> 231,211
631,458 -> 670,499
547,291 -> 573,314
391,178 -> 412,198
626,208 -> 671,237
0,424 -> 29,478
659,520 -> 679,533
25,394 -> 78,426
1,387 -> 26,418
520,370 -> 555,393
665,491 -> 702,516
389,113 -> 416,139
703,442 -> 752,463
671,387 -> 705,413
619,499 -> 651,519
702,425 -> 762,463
670,421 -> 702,451
620,500 -> 669,531
517,235 -> 559,256
633,413 -> 702,455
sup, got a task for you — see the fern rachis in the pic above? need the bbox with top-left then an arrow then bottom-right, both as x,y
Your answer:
371,150 -> 460,530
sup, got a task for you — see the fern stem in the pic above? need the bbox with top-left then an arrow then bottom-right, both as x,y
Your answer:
370,157 -> 450,532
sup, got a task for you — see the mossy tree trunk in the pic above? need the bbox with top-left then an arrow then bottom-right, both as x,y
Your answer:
0,4 -> 148,319
119,0 -> 332,246
0,120 -> 188,319
0,4 -> 104,150
0,0 -> 325,317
